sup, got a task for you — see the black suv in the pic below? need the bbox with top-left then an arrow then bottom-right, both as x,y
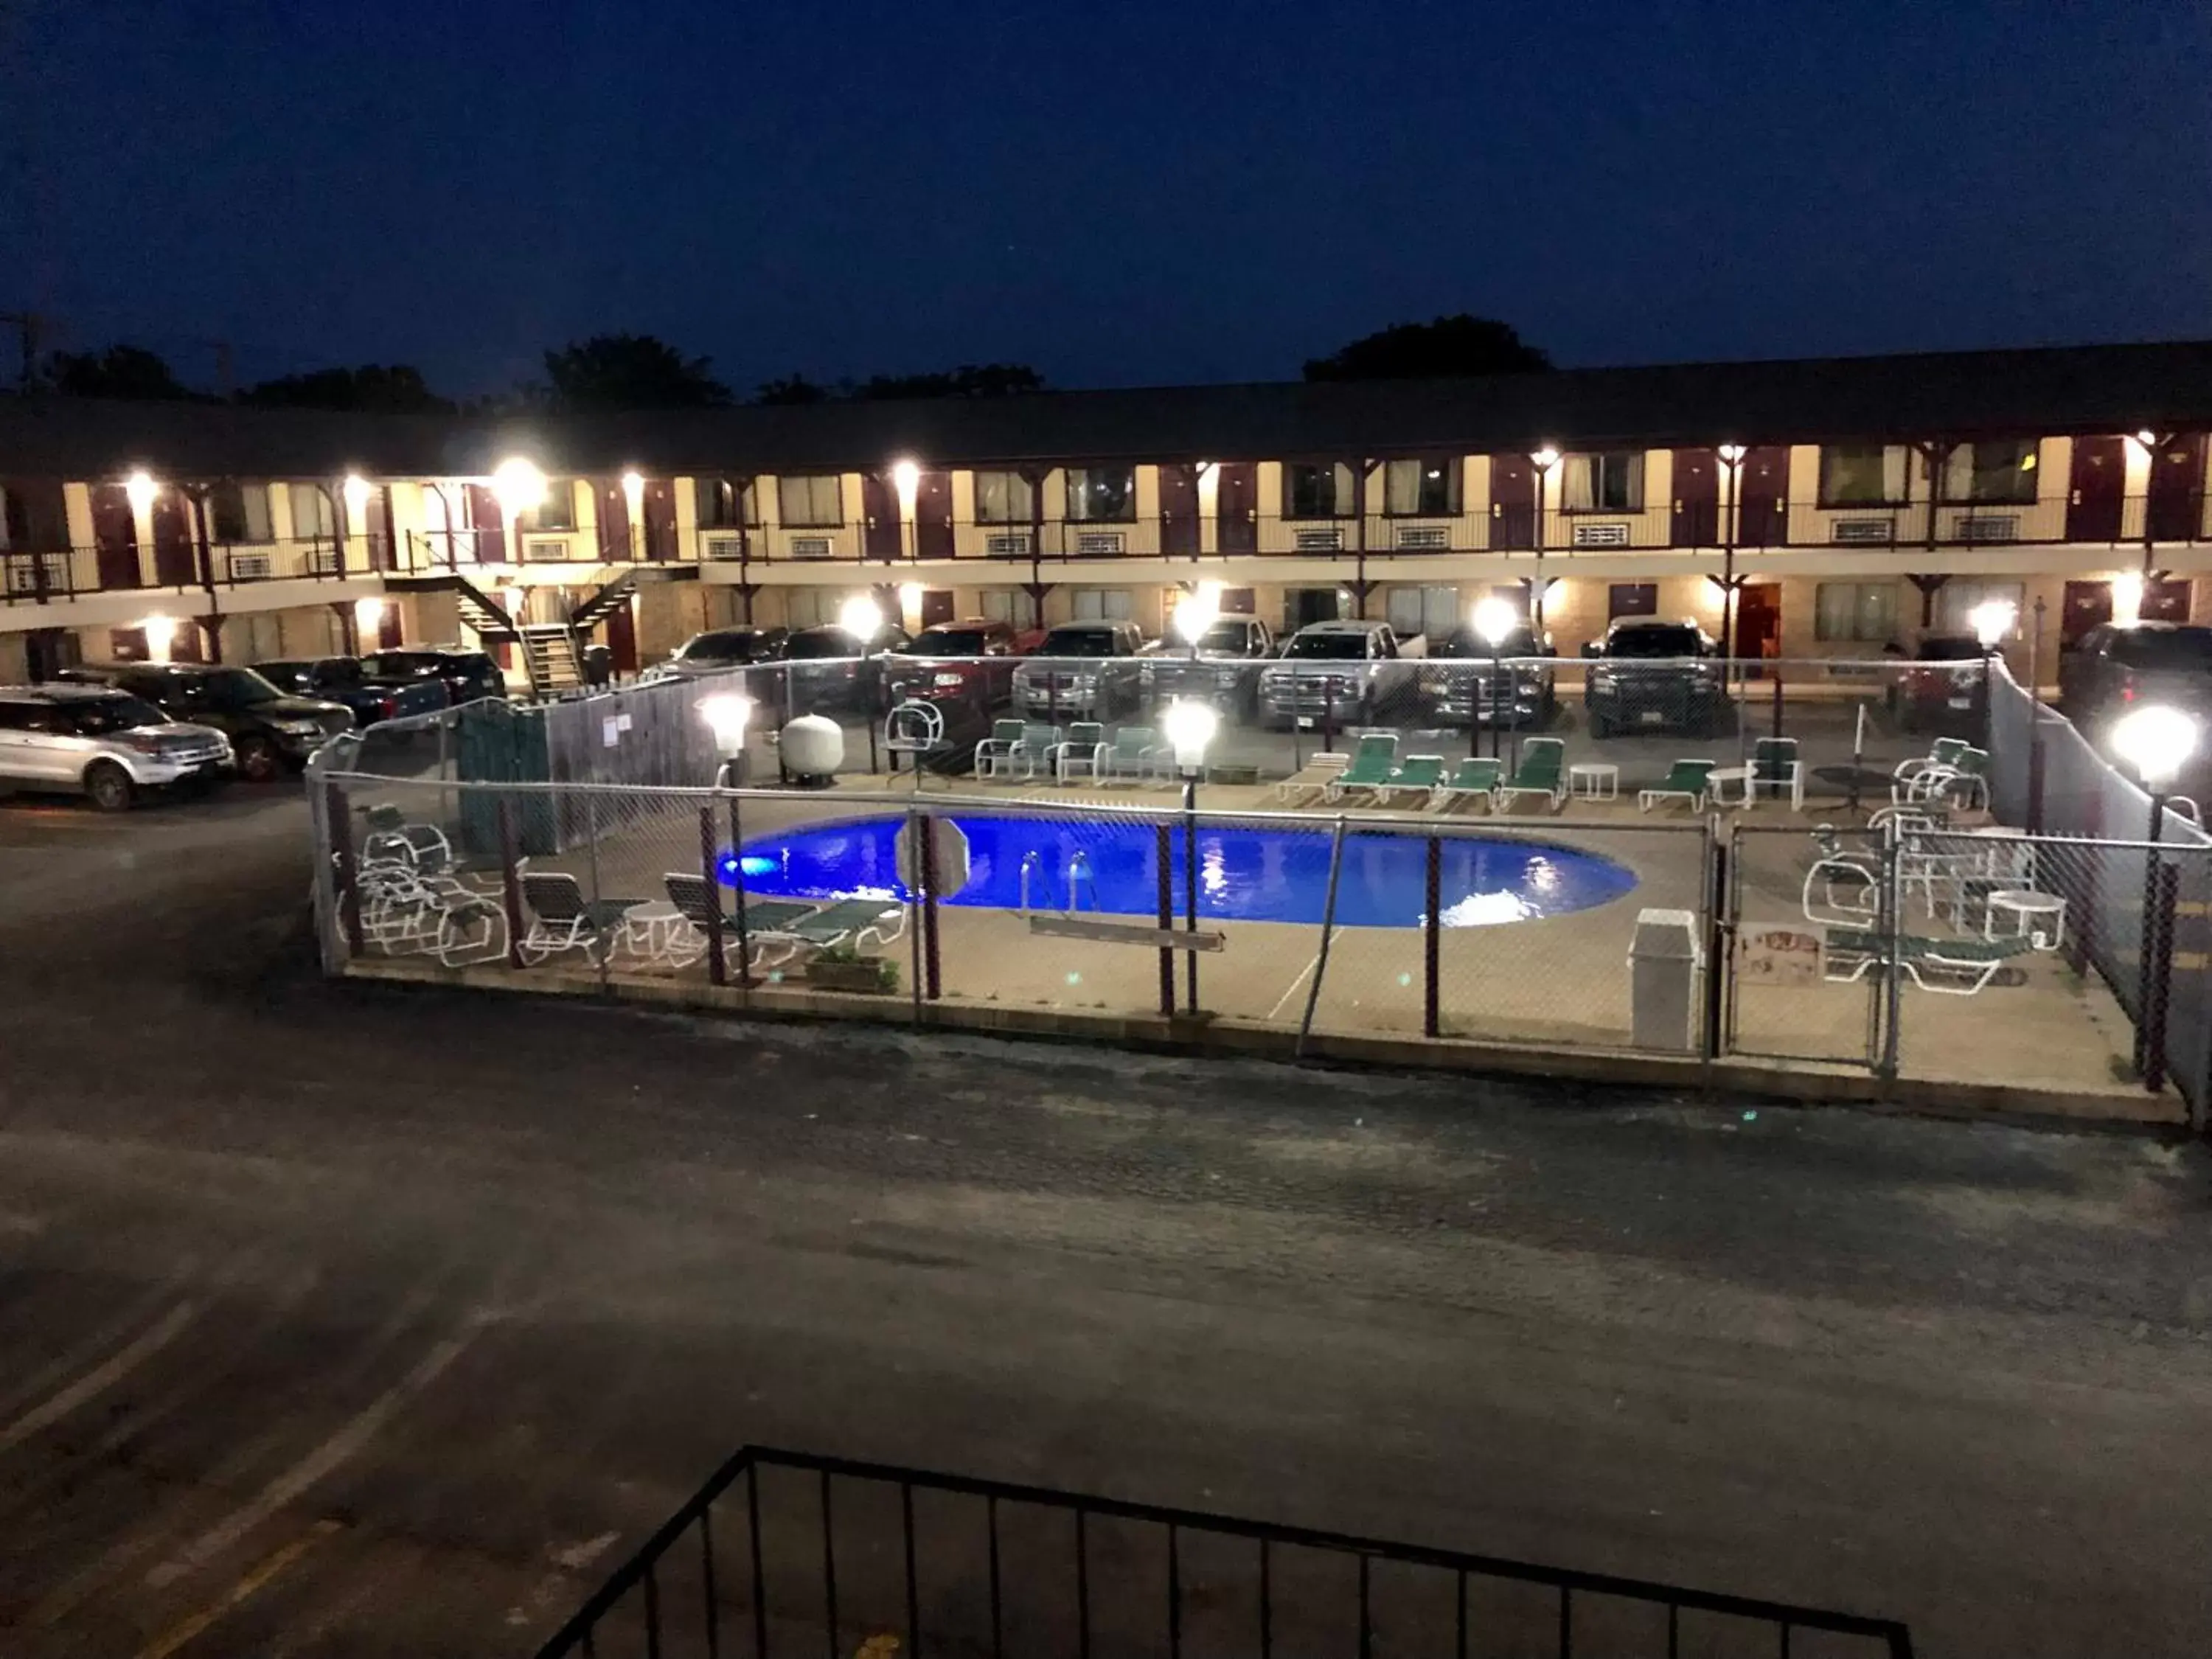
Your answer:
1422,624 -> 1557,728
1582,619 -> 1725,737
357,648 -> 507,707
2058,622 -> 2212,731
60,663 -> 353,781
779,622 -> 913,716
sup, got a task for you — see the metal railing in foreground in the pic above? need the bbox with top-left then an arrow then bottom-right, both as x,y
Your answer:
533,1446 -> 1916,1658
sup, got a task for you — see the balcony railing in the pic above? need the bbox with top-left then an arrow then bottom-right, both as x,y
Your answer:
1,535 -> 393,605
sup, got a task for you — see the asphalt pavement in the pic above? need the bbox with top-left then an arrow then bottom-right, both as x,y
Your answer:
1,784 -> 2210,1655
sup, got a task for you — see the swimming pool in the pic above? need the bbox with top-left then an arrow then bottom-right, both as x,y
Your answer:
725,814 -> 1636,928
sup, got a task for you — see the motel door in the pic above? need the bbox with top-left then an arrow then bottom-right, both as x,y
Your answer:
2146,434 -> 2207,544
914,471 -> 955,560
601,594 -> 639,674
1215,463 -> 1258,554
1158,463 -> 1199,556
1735,582 -> 1782,661
919,588 -> 956,628
1489,453 -> 1535,550
1736,447 -> 1789,548
862,473 -> 903,560
150,489 -> 195,587
2061,580 -> 2112,648
598,478 -> 633,560
2066,436 -> 2126,544
465,484 -> 505,561
1671,448 -> 1718,547
641,481 -> 679,561
89,484 -> 142,588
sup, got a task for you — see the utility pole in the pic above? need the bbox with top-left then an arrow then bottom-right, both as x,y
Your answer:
0,310 -> 46,389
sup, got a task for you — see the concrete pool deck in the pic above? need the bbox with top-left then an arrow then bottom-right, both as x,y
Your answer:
335,770 -> 2185,1128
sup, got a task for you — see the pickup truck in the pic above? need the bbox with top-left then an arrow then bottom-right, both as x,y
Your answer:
1581,619 -> 1727,737
1257,619 -> 1422,730
1011,621 -> 1149,720
883,619 -> 1023,717
252,655 -> 451,728
1139,615 -> 1277,714
1419,625 -> 1557,728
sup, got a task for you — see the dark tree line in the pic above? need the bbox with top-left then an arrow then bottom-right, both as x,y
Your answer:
25,313 -> 1547,414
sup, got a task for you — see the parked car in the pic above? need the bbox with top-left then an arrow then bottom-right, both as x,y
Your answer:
1581,619 -> 1726,737
1257,620 -> 1422,730
778,622 -> 913,716
59,663 -> 353,781
0,684 -> 233,810
883,619 -> 1023,716
652,627 -> 790,681
1894,634 -> 1989,735
1012,621 -> 1149,720
357,647 -> 507,707
2057,622 -> 2212,731
252,656 -> 451,728
1421,623 -> 1557,728
1139,616 -> 1276,713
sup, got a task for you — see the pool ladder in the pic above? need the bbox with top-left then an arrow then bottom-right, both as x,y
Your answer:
1019,849 -> 1096,915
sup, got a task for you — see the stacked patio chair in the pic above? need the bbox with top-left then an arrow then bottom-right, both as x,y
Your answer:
1371,754 -> 1447,807
1321,733 -> 1399,804
1273,750 -> 1350,806
1638,758 -> 1716,813
1429,756 -> 1503,813
1494,737 -> 1568,811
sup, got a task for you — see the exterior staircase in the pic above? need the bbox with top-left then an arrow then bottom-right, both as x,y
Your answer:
520,624 -> 584,695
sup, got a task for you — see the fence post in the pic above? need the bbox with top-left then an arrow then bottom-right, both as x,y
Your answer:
1422,835 -> 1441,1038
2027,714 -> 2048,836
1876,815 -> 1902,1079
698,804 -> 726,987
326,780 -> 363,959
495,797 -> 526,970
1296,816 -> 1352,1057
1702,825 -> 1728,1062
2143,858 -> 2180,1095
919,813 -> 942,1000
726,786 -> 751,990
582,786 -> 610,994
1155,821 -> 1175,1017
1770,663 -> 1784,742
906,807 -> 926,1024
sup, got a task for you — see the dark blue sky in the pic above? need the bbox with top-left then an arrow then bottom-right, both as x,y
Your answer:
14,0 -> 2212,396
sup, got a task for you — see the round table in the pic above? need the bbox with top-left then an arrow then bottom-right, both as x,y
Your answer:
1986,888 -> 2066,950
1568,761 -> 1619,801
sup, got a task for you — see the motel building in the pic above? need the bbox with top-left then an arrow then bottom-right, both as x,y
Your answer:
4,340 -> 2212,693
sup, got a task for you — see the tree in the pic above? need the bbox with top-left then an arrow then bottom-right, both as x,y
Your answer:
1302,316 -> 1551,382
542,333 -> 731,411
856,363 -> 1045,400
239,364 -> 453,414
44,344 -> 195,400
754,372 -> 830,406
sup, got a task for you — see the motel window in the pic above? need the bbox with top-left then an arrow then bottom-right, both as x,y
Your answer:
1818,445 -> 1908,508
1382,457 -> 1461,517
784,588 -> 834,629
528,479 -> 577,532
973,471 -> 1035,525
1064,467 -> 1135,523
777,475 -> 845,529
1609,582 -> 1659,620
1950,440 -> 2041,506
694,476 -> 759,529
1071,588 -> 1133,622
1814,581 -> 1899,644
1563,452 -> 1643,513
1935,580 -> 2026,639
209,482 -> 274,543
1385,585 -> 1458,641
288,483 -> 335,541
1283,462 -> 1354,520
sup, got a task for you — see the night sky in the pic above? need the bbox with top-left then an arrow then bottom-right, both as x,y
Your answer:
13,1 -> 2212,396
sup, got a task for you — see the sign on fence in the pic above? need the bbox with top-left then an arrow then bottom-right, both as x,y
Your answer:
895,816 -> 971,896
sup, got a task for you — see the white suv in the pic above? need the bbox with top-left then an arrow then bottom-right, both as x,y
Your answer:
0,685 -> 234,811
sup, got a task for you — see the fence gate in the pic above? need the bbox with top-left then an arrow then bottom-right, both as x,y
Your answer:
1724,823 -> 1883,1071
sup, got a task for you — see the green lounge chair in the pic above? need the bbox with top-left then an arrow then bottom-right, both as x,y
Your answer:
1638,758 -> 1717,812
1104,726 -> 1168,784
1322,733 -> 1399,802
767,896 -> 908,956
1822,926 -> 2033,995
1372,754 -> 1446,806
1430,756 -> 1503,812
974,720 -> 1026,779
661,873 -> 822,970
1495,737 -> 1566,811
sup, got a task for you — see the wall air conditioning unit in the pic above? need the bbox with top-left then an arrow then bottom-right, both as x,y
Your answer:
1394,525 -> 1450,551
525,538 -> 568,562
704,537 -> 745,562
789,535 -> 835,560
1074,530 -> 1124,557
1955,515 -> 2020,543
228,552 -> 275,580
307,545 -> 342,574
4,559 -> 49,594
1293,526 -> 1344,552
984,532 -> 1032,557
1833,518 -> 1896,544
1570,521 -> 1630,549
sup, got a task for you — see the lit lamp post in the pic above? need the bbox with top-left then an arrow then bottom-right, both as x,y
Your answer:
2111,704 -> 2198,1092
1162,697 -> 1220,1015
1528,447 -> 1559,628
1472,594 -> 1518,762
1967,597 -> 2017,751
1715,444 -> 1745,661
700,691 -> 757,985
840,592 -> 887,773
492,456 -> 546,566
621,470 -> 645,561
891,457 -> 921,561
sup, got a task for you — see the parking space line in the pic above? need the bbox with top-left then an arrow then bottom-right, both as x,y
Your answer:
0,1301 -> 199,1458
133,1519 -> 344,1659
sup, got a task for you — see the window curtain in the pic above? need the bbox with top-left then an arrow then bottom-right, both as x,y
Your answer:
1562,455 -> 1596,511
1881,446 -> 1908,504
975,472 -> 1034,524
289,483 -> 333,540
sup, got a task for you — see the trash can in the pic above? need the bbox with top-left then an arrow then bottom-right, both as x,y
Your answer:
1627,907 -> 1703,1052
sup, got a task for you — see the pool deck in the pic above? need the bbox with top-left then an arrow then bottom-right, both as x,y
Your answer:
341,769 -> 2186,1129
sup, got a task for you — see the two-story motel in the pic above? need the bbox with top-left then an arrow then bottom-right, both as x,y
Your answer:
4,339 -> 2212,690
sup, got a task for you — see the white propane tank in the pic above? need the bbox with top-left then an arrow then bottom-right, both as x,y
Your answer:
780,714 -> 845,786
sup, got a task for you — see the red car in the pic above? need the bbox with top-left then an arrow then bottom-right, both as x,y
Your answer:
883,619 -> 1023,716
1896,635 -> 1988,735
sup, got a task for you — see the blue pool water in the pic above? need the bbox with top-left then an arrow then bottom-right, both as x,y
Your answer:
723,815 -> 1636,928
